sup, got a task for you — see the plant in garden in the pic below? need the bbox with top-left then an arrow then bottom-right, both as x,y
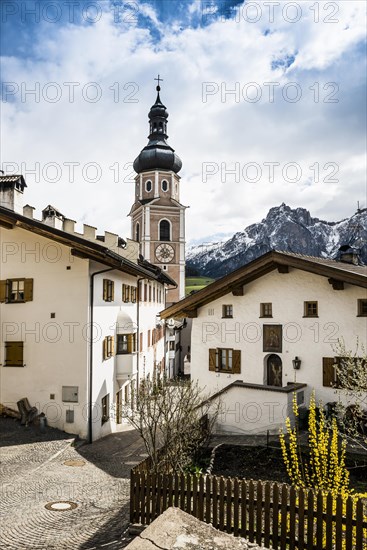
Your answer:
279,391 -> 350,496
332,338 -> 367,452
123,372 -> 218,474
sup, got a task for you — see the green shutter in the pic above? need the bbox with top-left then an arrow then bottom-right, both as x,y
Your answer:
5,341 -> 24,367
24,279 -> 33,302
233,350 -> 241,374
209,349 -> 216,371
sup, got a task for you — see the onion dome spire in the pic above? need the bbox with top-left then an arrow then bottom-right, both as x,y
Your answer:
133,76 -> 182,174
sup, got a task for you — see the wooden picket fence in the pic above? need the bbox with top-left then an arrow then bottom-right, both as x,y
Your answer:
130,470 -> 367,550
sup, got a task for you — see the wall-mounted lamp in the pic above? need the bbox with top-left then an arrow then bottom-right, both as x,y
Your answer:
292,356 -> 301,370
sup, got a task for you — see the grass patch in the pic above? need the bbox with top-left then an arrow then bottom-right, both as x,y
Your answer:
185,277 -> 215,296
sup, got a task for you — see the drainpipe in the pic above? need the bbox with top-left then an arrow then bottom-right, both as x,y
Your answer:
88,267 -> 114,444
136,277 -> 145,391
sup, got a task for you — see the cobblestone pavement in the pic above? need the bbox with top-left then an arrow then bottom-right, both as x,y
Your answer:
0,417 -> 148,550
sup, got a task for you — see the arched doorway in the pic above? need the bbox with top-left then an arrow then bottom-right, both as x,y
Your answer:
267,354 -> 282,387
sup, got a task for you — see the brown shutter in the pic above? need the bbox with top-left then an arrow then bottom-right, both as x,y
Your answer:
103,337 -> 108,360
24,279 -> 33,302
103,280 -> 107,301
209,349 -> 216,371
0,280 -> 7,303
111,336 -> 115,356
322,357 -> 336,387
5,341 -> 24,367
127,334 -> 133,353
111,282 -> 114,301
233,350 -> 241,374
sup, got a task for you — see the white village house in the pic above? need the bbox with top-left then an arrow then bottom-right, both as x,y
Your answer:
161,250 -> 367,435
0,175 -> 176,441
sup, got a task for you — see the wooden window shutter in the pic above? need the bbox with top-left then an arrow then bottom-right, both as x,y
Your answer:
322,357 -> 336,387
103,337 -> 108,360
233,350 -> 241,374
5,341 -> 24,366
24,279 -> 34,302
0,280 -> 7,303
127,334 -> 133,353
103,280 -> 108,301
111,282 -> 114,301
209,349 -> 216,371
111,336 -> 115,356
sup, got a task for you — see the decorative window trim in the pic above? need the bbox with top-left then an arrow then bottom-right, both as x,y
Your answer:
161,179 -> 169,192
145,180 -> 152,192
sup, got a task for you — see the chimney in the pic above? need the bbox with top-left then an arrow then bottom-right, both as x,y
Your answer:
63,218 -> 76,233
104,231 -> 119,250
42,205 -> 65,230
83,224 -> 97,241
337,245 -> 360,265
0,175 -> 27,214
23,204 -> 35,218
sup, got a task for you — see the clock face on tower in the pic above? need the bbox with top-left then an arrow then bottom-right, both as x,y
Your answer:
155,243 -> 174,263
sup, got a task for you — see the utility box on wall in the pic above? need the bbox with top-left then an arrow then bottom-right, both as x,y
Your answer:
62,386 -> 78,403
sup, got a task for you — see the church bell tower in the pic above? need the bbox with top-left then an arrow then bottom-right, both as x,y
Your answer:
129,78 -> 186,304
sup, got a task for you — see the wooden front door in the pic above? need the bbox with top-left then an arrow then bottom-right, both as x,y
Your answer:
267,354 -> 282,387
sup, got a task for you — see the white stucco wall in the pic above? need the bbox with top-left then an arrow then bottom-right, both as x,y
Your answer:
0,226 -> 90,437
191,267 -> 367,422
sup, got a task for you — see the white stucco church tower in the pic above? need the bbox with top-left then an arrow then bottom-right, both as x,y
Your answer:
129,78 -> 186,304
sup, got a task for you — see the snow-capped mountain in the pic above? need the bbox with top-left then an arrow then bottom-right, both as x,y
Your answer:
187,204 -> 367,278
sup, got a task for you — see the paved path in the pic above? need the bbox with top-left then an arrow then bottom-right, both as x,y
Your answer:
0,417 -> 147,549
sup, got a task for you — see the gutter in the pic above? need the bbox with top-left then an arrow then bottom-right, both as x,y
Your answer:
88,267 -> 114,444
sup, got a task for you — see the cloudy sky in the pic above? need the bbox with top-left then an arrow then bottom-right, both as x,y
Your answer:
1,0 -> 366,245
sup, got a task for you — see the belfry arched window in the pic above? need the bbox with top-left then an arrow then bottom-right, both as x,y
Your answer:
135,222 -> 140,242
159,219 -> 171,241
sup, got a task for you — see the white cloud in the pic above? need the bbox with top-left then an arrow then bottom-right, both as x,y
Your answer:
1,0 -> 366,244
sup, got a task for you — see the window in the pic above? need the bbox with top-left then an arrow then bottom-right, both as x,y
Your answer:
122,284 -> 131,303
209,348 -> 241,373
153,286 -> 156,302
4,341 -> 24,367
357,299 -> 367,316
0,278 -> 33,303
101,394 -> 110,425
131,287 -> 137,303
117,334 -> 136,354
145,180 -> 152,192
161,180 -> 168,192
144,284 -> 147,302
103,279 -> 114,302
139,332 -> 143,352
103,336 -> 114,360
222,305 -> 233,318
159,220 -> 171,241
135,222 -> 140,242
149,285 -> 152,302
148,330 -> 151,347
260,303 -> 272,317
304,301 -> 318,317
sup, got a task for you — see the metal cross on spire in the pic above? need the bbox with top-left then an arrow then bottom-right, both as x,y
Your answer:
154,74 -> 163,91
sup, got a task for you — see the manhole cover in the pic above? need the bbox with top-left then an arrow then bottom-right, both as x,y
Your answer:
63,459 -> 86,467
45,501 -> 78,511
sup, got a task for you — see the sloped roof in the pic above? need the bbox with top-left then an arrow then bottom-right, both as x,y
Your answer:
160,250 -> 367,319
0,205 -> 176,286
